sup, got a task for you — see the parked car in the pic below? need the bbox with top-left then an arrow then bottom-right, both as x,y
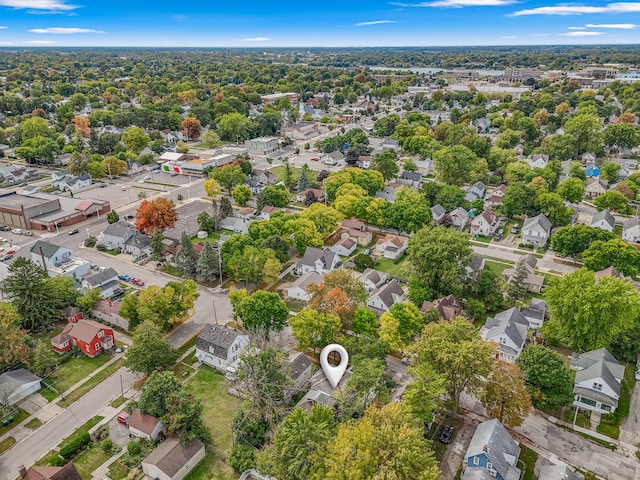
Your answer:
0,225 -> 9,231
68,228 -> 79,235
311,157 -> 319,161
116,412 -> 130,425
511,224 -> 519,234
0,237 -> 6,242
6,250 -> 16,255
121,186 -> 127,191
97,183 -> 107,188
125,214 -> 134,220
131,278 -> 144,286
118,273 -> 132,282
90,264 -> 99,270
99,266 -> 107,271
143,175 -> 151,180
439,425 -> 454,444
494,233 -> 502,241
0,254 -> 13,261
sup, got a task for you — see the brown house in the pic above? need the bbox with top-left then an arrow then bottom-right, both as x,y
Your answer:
421,295 -> 465,321
19,462 -> 82,480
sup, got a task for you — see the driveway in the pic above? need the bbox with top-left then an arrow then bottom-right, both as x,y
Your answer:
108,416 -> 132,449
620,381 -> 640,447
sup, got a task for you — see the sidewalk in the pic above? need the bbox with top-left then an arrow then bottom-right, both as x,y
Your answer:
0,352 -> 126,447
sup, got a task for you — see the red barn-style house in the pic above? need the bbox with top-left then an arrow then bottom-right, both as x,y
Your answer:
51,318 -> 114,357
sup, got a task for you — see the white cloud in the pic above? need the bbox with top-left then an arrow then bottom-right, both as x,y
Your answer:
586,23 -> 637,28
0,41 -> 13,44
568,26 -> 587,29
355,20 -> 399,26
511,2 -> 640,16
0,0 -> 77,11
241,37 -> 271,42
0,26 -> 7,29
559,31 -> 605,36
29,27 -> 103,34
25,39 -> 55,43
390,0 -> 516,6
501,35 -> 517,38
531,33 -> 551,36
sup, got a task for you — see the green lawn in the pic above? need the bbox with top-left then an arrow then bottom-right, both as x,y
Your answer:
74,446 -> 113,479
110,396 -> 127,409
0,436 -> 15,454
60,416 -> 104,450
38,386 -> 58,402
473,235 -> 492,243
176,335 -> 199,356
51,354 -> 112,394
0,408 -> 29,436
374,256 -> 411,279
485,260 -> 512,276
58,359 -> 124,408
191,231 -> 222,244
518,445 -> 539,480
107,461 -> 130,480
268,165 -> 318,186
25,418 -> 42,429
186,368 -> 239,479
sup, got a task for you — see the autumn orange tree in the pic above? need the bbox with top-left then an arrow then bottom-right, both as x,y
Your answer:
307,270 -> 367,329
72,115 -> 90,138
0,303 -> 31,372
182,117 -> 202,140
135,198 -> 178,234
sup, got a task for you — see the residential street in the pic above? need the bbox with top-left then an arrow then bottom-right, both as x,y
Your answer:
0,367 -> 139,480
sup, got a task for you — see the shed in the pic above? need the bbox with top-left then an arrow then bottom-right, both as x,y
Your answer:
141,437 -> 205,480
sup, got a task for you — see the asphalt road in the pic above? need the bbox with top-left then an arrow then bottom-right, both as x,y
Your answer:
0,367 -> 139,480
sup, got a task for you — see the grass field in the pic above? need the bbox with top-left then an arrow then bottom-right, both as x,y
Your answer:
485,260 -> 512,276
25,418 -> 42,429
374,256 -> 411,279
0,408 -> 29,436
185,367 -> 239,480
597,364 -> 636,439
74,446 -> 113,479
107,461 -> 131,480
58,359 -> 124,408
518,445 -> 539,480
51,354 -> 112,394
0,437 -> 15,454
268,165 -> 318,186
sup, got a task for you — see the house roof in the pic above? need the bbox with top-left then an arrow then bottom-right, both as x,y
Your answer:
142,437 -> 204,478
289,271 -> 324,291
523,213 -> 551,234
529,298 -> 548,312
298,247 -> 339,270
123,234 -> 151,249
400,171 -> 422,181
571,348 -> 624,396
595,266 -> 621,278
83,267 -> 118,287
451,207 -> 469,220
360,268 -> 385,286
474,210 -> 496,225
288,352 -> 311,382
422,294 -> 464,320
342,219 -> 365,230
377,234 -> 408,249
468,255 -> 485,273
0,369 -> 41,393
483,308 -> 529,352
196,324 -> 246,358
465,419 -> 521,480
623,216 -> 640,230
461,470 -> 495,480
368,279 -> 404,310
128,409 -> 161,435
52,319 -> 111,345
21,462 -> 82,480
64,306 -> 82,318
591,209 -> 615,228
237,207 -> 253,216
431,204 -> 446,218
103,221 -> 133,239
29,240 -> 64,258
334,237 -> 356,250
261,206 -> 281,214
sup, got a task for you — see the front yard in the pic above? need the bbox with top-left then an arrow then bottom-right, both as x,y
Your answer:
596,364 -> 636,439
374,256 -> 411,279
185,367 -> 239,480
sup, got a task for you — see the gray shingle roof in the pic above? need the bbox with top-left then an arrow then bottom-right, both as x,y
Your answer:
83,267 -> 118,287
431,204 -> 446,218
288,352 -> 311,382
29,240 -> 64,259
0,369 -> 41,392
571,348 -> 624,397
591,209 -> 615,228
368,279 -> 404,310
289,271 -> 323,290
196,324 -> 246,358
483,307 -> 529,352
465,419 -> 521,480
142,437 -> 204,478
123,234 -> 151,249
103,220 -> 134,239
623,216 -> 640,230
523,213 -> 552,234
298,247 -> 339,270
538,464 -> 584,480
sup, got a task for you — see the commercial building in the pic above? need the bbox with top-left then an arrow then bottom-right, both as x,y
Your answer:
245,137 -> 280,155
260,92 -> 299,104
160,154 -> 234,176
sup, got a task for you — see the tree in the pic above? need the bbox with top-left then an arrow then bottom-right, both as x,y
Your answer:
352,254 -> 374,272
237,346 -> 294,425
163,390 -> 210,444
2,258 -> 59,332
220,196 -> 233,218
203,178 -> 222,198
138,370 -> 182,417
196,242 -> 220,283
502,182 -> 537,217
31,339 -> 59,378
307,270 -> 367,326
197,211 -> 214,233
352,307 -> 377,337
260,235 -> 291,264
150,228 -> 165,262
257,404 -> 336,480
201,130 -> 220,148
372,150 -> 399,182
593,190 -> 629,213
236,291 -> 288,338
482,361 -> 532,427
433,144 -> 486,186
410,317 -> 496,407
297,167 -> 311,192
600,161 -> 622,184
543,268 -> 640,352
0,303 -> 31,372
556,177 -> 585,203
290,308 -> 341,354
505,258 -> 530,304
232,185 -> 252,206
341,355 -> 389,416
181,117 -> 201,141
408,226 -> 472,298
300,203 -> 343,236
75,288 -> 102,315
604,122 -> 640,152
125,320 -> 179,376
217,112 -> 254,141
229,286 -> 247,321
174,231 -> 197,276
121,126 -> 150,155
564,113 -> 602,157
379,312 -> 402,353
135,198 -> 178,234
284,217 -> 323,253
107,210 -> 119,224
517,345 -> 575,408
404,361 -> 446,422
67,151 -> 91,176
212,164 -> 246,195
551,225 -> 616,257
311,402 -> 440,480
389,302 -> 425,347
582,238 -> 640,277
256,184 -> 290,210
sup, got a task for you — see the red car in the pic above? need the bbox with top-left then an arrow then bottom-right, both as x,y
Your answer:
131,278 -> 145,286
311,157 -> 319,161
116,412 -> 130,425
6,250 -> 15,255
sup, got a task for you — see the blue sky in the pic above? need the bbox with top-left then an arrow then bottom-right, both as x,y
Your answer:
2,0 -> 640,46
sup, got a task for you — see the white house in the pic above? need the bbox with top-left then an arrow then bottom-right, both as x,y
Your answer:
142,437 -> 205,480
571,348 -> 623,414
464,182 -> 485,203
481,308 -> 529,363
195,324 -> 249,372
81,267 -> 121,299
450,207 -> 469,231
585,178 -> 608,198
590,209 -> 615,232
329,237 -> 356,257
58,174 -> 92,192
296,247 -> 342,275
322,151 -> 345,166
358,268 -> 388,292
287,272 -> 323,301
30,240 -> 73,270
622,216 -> 640,243
431,204 -> 446,224
366,280 -> 405,315
296,188 -> 325,203
128,409 -> 163,441
522,213 -> 551,248
101,221 -> 135,250
0,369 -> 42,406
528,153 -> 549,170
470,211 -> 499,237
373,234 -> 409,260
245,137 -> 280,155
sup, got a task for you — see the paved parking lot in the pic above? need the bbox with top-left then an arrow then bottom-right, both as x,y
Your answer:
163,199 -> 214,238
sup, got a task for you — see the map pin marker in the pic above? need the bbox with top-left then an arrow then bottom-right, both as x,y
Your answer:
320,344 -> 349,388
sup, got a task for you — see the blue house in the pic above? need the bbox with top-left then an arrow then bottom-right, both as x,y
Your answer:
585,162 -> 600,178
462,419 -> 521,480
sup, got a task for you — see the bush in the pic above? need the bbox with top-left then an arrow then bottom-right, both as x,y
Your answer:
227,444 -> 256,473
84,236 -> 97,248
127,440 -> 142,456
50,455 -> 66,467
96,244 -> 108,252
59,432 -> 91,460
353,254 -> 374,272
101,438 -> 114,453
464,298 -> 486,319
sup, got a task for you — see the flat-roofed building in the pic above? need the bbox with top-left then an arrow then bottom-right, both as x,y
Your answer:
246,137 -> 280,155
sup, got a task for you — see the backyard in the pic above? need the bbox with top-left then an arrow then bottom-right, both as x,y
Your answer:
185,367 -> 239,480
374,256 -> 411,279
268,165 -> 318,186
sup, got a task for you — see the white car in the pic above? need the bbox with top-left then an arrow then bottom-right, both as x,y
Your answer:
143,175 -> 151,180
136,179 -> 145,184
121,186 -> 126,191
